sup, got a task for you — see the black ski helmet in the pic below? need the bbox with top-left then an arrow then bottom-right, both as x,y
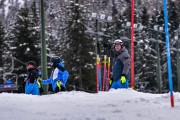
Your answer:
50,56 -> 61,64
27,61 -> 36,67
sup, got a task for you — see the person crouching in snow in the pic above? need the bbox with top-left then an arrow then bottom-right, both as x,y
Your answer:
25,61 -> 39,95
109,39 -> 130,89
41,56 -> 69,93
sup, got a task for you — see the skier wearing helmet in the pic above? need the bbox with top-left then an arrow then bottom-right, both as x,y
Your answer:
109,39 -> 130,89
41,56 -> 69,93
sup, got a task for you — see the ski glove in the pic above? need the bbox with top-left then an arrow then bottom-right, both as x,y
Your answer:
120,75 -> 126,84
37,77 -> 42,88
56,80 -> 62,91
109,77 -> 113,86
109,79 -> 113,86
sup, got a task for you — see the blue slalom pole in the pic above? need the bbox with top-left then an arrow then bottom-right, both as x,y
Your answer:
98,61 -> 102,91
163,0 -> 174,107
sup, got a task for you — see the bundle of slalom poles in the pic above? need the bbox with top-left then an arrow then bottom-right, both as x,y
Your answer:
96,55 -> 111,92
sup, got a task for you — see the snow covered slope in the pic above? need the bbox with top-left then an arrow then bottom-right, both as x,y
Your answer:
0,89 -> 180,120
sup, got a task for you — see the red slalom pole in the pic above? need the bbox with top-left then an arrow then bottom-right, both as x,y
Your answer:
131,0 -> 135,89
170,95 -> 174,107
107,57 -> 111,91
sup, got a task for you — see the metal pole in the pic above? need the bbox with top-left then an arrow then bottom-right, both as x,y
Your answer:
156,40 -> 162,93
95,19 -> 99,55
177,30 -> 180,91
40,0 -> 48,94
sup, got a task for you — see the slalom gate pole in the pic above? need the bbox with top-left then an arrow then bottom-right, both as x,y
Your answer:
98,57 -> 102,91
96,55 -> 99,93
102,55 -> 107,91
96,56 -> 99,93
106,57 -> 111,91
163,0 -> 174,107
96,55 -> 110,91
131,0 -> 135,89
96,55 -> 98,93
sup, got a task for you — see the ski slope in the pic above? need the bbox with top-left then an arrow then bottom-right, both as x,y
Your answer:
0,89 -> 180,120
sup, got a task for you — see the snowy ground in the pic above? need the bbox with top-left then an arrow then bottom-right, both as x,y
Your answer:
0,89 -> 180,120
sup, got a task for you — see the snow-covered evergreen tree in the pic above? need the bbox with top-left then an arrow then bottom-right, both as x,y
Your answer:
0,21 -> 5,78
9,5 -> 40,69
0,0 -> 179,92
0,21 -> 5,74
64,0 -> 95,91
167,0 -> 179,91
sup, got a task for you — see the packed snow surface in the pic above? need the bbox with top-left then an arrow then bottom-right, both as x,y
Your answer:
0,89 -> 180,120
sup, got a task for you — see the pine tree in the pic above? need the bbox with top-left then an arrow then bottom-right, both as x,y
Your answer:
167,0 -> 179,91
136,7 -> 152,85
168,0 -> 179,35
0,21 -> 5,71
64,0 -> 95,92
30,0 -> 41,66
9,5 -> 40,69
141,7 -> 149,28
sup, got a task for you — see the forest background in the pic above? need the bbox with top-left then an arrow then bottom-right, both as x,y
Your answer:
0,0 -> 180,93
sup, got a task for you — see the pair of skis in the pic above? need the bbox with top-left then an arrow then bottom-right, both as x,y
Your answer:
96,55 -> 110,92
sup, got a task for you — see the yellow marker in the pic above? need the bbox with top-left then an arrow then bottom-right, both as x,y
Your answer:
108,57 -> 110,67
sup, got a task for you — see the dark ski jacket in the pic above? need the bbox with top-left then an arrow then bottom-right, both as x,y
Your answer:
25,68 -> 39,95
112,47 -> 130,81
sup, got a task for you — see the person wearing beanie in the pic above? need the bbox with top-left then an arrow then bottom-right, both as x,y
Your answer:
25,61 -> 39,95
109,39 -> 130,89
41,56 -> 69,93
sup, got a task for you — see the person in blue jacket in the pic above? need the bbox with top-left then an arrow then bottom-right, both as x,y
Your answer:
41,56 -> 69,93
109,39 -> 130,89
25,61 -> 39,95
